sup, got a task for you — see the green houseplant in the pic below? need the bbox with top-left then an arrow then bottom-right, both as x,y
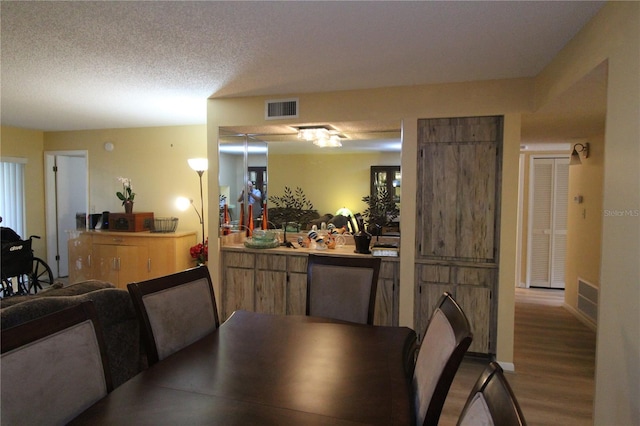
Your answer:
268,186 -> 318,231
362,186 -> 399,235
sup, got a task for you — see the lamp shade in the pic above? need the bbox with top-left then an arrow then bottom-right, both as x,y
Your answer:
188,158 -> 208,172
335,207 -> 353,218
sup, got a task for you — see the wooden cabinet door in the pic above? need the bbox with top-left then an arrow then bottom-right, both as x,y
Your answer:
221,252 -> 256,320
455,285 -> 491,353
287,273 -> 307,315
116,245 -> 148,289
255,254 -> 287,315
92,244 -> 147,289
68,233 -> 92,284
415,116 -> 502,354
374,261 -> 398,326
286,255 -> 308,315
255,271 -> 286,314
223,267 -> 254,320
92,244 -> 119,286
417,116 -> 501,263
147,238 -> 175,279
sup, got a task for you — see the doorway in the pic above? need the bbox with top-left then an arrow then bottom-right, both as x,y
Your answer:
44,151 -> 88,278
526,156 -> 570,289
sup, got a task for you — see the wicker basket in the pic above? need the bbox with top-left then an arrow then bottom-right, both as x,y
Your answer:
152,217 -> 178,233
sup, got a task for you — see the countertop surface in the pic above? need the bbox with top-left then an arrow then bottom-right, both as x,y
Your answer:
221,242 -> 399,260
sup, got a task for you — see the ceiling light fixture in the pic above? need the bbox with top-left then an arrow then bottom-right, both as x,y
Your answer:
297,127 -> 342,148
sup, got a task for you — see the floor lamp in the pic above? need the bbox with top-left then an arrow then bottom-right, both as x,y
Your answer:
188,158 -> 208,249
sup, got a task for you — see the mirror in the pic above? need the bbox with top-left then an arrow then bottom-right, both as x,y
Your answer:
218,132 -> 268,231
219,120 -> 401,236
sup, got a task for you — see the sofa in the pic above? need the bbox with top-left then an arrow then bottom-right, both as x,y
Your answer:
0,280 -> 145,388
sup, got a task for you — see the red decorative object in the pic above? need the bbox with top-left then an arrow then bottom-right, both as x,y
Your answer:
190,238 -> 208,264
261,202 -> 268,230
222,204 -> 230,235
247,205 -> 254,237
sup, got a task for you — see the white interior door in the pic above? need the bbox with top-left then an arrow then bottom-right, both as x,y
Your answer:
45,152 -> 88,278
527,156 -> 569,289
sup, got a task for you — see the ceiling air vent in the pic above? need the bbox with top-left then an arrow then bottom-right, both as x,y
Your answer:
265,98 -> 299,120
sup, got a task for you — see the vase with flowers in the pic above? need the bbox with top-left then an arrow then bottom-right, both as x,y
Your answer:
116,177 -> 136,214
190,238 -> 208,265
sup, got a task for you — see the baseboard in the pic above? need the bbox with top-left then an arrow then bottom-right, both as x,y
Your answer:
563,303 -> 597,332
497,361 -> 515,372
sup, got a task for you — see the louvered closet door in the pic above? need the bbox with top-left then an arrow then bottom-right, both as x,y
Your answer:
527,157 -> 569,289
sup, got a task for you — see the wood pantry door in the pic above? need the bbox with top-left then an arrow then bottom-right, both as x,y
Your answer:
414,116 -> 502,354
527,157 -> 569,289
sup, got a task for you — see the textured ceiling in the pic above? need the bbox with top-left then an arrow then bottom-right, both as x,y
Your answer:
1,1 -> 605,136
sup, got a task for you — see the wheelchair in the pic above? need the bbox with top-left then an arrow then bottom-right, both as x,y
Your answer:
1,231 -> 54,298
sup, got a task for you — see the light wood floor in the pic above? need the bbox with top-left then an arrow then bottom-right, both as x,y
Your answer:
439,288 -> 596,425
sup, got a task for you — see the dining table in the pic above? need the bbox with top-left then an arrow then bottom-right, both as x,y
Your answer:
70,310 -> 417,425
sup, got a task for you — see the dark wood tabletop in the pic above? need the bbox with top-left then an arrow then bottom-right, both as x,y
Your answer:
70,310 -> 416,425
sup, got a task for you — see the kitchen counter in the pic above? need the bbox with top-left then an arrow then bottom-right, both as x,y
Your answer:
221,242 -> 399,261
220,240 -> 400,325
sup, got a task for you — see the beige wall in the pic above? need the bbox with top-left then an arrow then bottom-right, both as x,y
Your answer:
565,134 -> 604,324
42,125 -> 208,244
268,151 -> 400,217
1,126 -> 47,258
534,2 -> 639,424
208,79 -> 530,367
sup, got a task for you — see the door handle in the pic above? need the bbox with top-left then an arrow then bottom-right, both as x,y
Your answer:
148,258 -> 151,272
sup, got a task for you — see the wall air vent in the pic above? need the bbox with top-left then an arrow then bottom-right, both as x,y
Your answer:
577,277 -> 598,324
265,98 -> 299,120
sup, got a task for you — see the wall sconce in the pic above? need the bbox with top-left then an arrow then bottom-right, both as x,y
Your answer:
188,158 -> 208,248
570,142 -> 589,165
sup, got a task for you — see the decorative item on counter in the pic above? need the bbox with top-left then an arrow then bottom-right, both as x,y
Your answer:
222,204 -> 230,235
247,205 -> 254,237
244,230 -> 279,249
152,217 -> 179,233
261,201 -> 269,230
116,177 -> 135,213
190,238 -> 208,265
351,211 -> 372,254
239,202 -> 245,231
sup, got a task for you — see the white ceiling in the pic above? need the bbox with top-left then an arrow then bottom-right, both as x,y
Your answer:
1,1 -> 606,139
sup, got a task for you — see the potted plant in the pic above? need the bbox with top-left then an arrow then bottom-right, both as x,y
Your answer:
268,186 -> 319,231
361,186 -> 399,236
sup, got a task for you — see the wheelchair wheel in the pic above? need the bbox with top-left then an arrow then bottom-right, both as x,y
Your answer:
1,276 -> 15,297
28,257 -> 54,294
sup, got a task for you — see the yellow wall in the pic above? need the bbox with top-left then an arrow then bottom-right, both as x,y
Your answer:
42,125 -> 207,243
268,152 -> 400,217
0,126 -> 47,258
534,2 -> 639,424
565,134 -> 604,323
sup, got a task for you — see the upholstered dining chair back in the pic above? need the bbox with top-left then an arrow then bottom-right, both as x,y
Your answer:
127,265 -> 220,366
457,362 -> 527,426
1,301 -> 112,425
413,292 -> 473,426
306,254 -> 381,325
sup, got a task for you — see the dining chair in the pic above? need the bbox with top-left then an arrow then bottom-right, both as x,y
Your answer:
457,361 -> 527,426
306,254 -> 381,325
412,292 -> 473,426
1,301 -> 113,425
127,265 -> 220,366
